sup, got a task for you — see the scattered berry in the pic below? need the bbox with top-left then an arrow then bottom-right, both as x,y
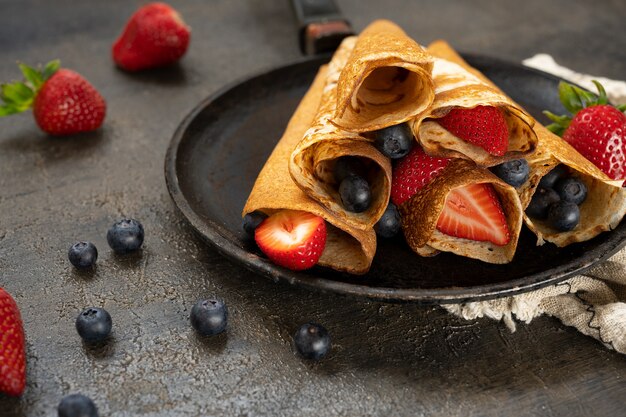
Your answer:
437,105 -> 509,156
190,298 -> 228,336
526,187 -> 560,219
339,175 -> 371,213
293,323 -> 331,361
254,210 -> 326,271
68,242 -> 98,269
374,203 -> 401,238
545,80 -> 626,181
112,2 -> 191,71
75,307 -> 112,343
391,146 -> 450,206
334,157 -> 366,183
0,288 -> 26,396
548,201 -> 580,231
58,394 -> 98,417
538,164 -> 568,189
491,159 -> 529,187
436,183 -> 510,246
0,60 -> 106,136
243,211 -> 268,237
107,219 -> 144,254
554,177 -> 587,205
373,123 -> 414,159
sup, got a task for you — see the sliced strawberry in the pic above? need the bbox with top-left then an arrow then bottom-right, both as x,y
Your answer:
391,146 -> 451,206
436,183 -> 510,246
255,210 -> 327,271
0,288 -> 26,396
437,105 -> 509,156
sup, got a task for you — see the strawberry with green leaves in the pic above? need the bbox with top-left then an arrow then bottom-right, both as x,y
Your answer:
545,81 -> 626,182
0,60 -> 106,136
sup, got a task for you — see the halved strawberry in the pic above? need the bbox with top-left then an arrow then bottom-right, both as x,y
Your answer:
437,105 -> 509,156
391,146 -> 451,206
255,210 -> 327,271
0,288 -> 26,396
436,183 -> 510,246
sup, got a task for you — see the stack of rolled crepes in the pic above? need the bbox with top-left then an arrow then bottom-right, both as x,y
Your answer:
242,20 -> 626,274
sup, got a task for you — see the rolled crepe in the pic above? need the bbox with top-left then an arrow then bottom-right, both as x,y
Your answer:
399,159 -> 524,264
428,40 -> 626,247
413,41 -> 538,167
243,66 -> 376,274
331,20 -> 435,132
290,36 -> 392,231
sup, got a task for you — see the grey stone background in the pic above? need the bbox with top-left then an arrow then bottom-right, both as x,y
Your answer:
0,0 -> 624,416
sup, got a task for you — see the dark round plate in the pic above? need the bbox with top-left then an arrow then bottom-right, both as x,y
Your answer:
165,54 -> 626,304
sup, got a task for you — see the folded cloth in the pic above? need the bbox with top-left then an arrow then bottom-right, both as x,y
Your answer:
443,54 -> 626,354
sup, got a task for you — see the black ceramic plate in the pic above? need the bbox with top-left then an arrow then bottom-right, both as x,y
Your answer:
165,54 -> 626,304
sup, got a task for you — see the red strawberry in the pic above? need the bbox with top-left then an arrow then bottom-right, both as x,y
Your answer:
255,210 -> 327,271
436,183 -> 510,246
112,2 -> 191,71
0,288 -> 26,396
437,105 -> 509,156
545,81 -> 626,182
0,60 -> 106,136
391,146 -> 451,206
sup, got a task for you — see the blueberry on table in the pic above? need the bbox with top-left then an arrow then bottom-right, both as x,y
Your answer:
339,175 -> 371,213
106,218 -> 144,253
525,187 -> 560,219
538,164 -> 568,189
548,200 -> 580,231
190,298 -> 228,336
554,177 -> 587,205
374,203 -> 401,238
491,159 -> 529,187
68,242 -> 98,269
293,322 -> 331,361
373,123 -> 414,159
243,211 -> 268,237
75,307 -> 112,343
58,393 -> 98,417
334,157 -> 366,183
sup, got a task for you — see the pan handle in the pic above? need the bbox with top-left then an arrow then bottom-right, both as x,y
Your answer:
289,0 -> 353,55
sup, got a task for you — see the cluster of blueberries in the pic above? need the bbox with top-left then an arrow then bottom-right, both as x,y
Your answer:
491,160 -> 586,231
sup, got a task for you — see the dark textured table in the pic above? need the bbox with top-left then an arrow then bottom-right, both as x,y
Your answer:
1,1 -> 625,416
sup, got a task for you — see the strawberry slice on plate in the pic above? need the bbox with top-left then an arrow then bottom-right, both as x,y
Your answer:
436,183 -> 510,246
255,210 -> 327,271
0,287 -> 26,396
438,105 -> 509,156
391,146 -> 451,206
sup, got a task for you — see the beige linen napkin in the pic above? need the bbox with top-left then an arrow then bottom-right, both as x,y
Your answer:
443,55 -> 626,354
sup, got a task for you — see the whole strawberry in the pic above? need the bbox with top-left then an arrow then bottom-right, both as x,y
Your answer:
112,2 -> 191,71
545,81 -> 626,182
391,146 -> 450,206
0,60 -> 106,136
0,288 -> 26,396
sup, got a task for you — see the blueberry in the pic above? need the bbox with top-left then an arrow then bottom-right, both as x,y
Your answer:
539,164 -> 568,189
525,187 -> 560,219
491,159 -> 529,187
339,175 -> 371,213
373,123 -> 414,159
75,307 -> 112,343
243,211 -> 267,237
68,242 -> 98,269
293,322 -> 331,361
554,177 -> 587,205
374,203 -> 401,238
58,394 -> 98,417
334,157 -> 366,183
548,201 -> 580,231
190,298 -> 228,336
106,218 -> 144,254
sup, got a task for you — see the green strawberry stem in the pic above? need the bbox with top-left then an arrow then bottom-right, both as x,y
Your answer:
545,79 -> 625,136
0,60 -> 60,117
